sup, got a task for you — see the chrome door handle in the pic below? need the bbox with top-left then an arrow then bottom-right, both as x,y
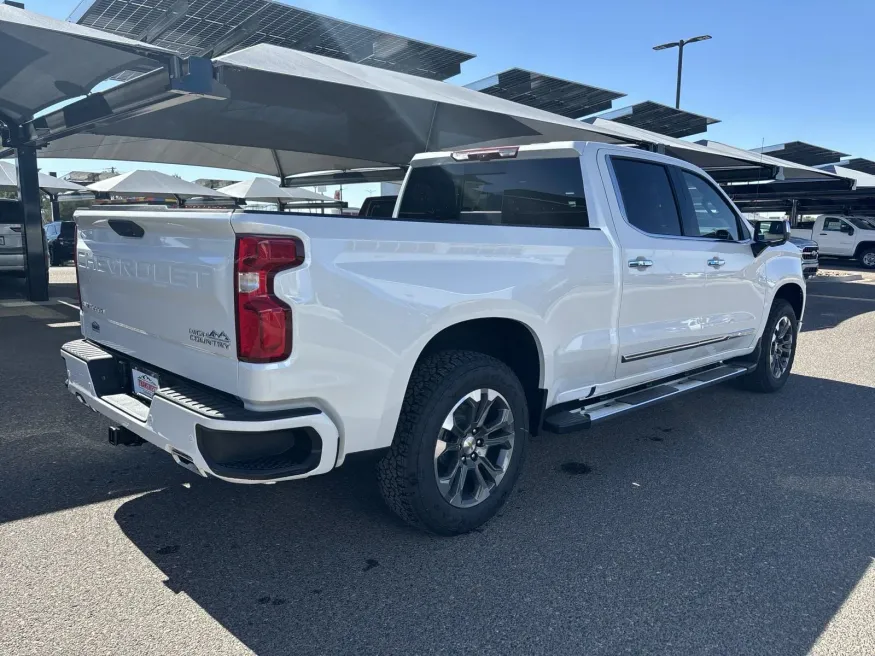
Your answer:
628,257 -> 653,269
707,258 -> 725,268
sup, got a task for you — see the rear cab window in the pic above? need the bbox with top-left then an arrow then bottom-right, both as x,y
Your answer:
398,157 -> 589,229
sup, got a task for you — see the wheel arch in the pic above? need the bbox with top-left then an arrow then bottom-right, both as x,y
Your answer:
853,241 -> 875,259
773,281 -> 805,322
390,317 -> 548,439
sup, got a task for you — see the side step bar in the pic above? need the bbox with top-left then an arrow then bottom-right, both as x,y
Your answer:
543,363 -> 755,434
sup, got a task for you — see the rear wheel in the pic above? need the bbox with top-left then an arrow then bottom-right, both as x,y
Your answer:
740,299 -> 797,393
377,350 -> 529,535
858,247 -> 875,269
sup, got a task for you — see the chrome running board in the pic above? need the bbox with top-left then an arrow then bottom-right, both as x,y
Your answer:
543,362 -> 755,434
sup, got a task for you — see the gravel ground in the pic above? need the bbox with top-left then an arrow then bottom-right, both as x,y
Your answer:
0,270 -> 872,655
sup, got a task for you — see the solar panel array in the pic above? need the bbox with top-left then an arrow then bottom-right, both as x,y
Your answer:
76,0 -> 474,80
597,101 -> 719,138
832,158 -> 875,175
751,141 -> 849,167
466,68 -> 625,119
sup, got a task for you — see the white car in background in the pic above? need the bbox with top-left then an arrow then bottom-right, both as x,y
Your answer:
792,215 -> 875,269
0,198 -> 25,274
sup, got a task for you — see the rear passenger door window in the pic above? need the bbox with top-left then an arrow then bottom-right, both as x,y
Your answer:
676,170 -> 741,241
610,158 -> 682,236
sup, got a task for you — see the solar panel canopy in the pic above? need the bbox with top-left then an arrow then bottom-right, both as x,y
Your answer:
0,4 -> 171,124
75,0 -> 474,80
751,141 -> 849,167
832,158 -> 875,176
466,68 -> 625,119
819,165 -> 875,189
12,44 -> 631,178
595,101 -> 719,138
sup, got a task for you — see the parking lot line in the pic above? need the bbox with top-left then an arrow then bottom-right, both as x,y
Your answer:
809,294 -> 875,303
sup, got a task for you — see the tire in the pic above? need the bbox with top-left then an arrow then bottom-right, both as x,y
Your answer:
858,247 -> 875,270
739,299 -> 798,393
377,350 -> 529,535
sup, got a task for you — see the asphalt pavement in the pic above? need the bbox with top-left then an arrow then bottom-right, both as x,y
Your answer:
0,267 -> 873,655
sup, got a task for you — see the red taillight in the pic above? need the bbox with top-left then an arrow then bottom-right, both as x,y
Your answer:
234,235 -> 304,363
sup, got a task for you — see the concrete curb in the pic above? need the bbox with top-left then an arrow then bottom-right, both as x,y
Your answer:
809,274 -> 865,283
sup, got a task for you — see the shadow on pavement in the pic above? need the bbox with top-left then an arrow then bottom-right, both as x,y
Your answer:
1,274 -> 872,653
112,374 -> 875,655
802,283 -> 875,333
0,301 -> 193,524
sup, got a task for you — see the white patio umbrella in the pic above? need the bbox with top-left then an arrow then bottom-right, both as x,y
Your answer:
0,160 -> 85,193
87,169 -> 229,198
217,177 -> 333,204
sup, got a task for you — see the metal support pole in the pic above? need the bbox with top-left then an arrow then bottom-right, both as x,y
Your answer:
675,41 -> 685,109
49,194 -> 61,222
789,199 -> 798,227
16,145 -> 49,301
49,173 -> 61,222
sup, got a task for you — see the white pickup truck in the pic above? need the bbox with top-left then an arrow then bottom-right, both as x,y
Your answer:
62,142 -> 805,535
791,215 -> 875,269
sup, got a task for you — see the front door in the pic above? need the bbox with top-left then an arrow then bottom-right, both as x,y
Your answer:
673,168 -> 761,354
604,155 -> 711,382
818,217 -> 856,256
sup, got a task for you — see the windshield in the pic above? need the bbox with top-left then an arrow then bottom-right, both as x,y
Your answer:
848,217 -> 875,230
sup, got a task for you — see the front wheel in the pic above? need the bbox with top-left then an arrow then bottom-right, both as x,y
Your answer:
377,350 -> 529,535
858,247 -> 875,270
740,299 -> 798,393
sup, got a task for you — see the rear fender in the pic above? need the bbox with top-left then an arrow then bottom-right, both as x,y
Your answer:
373,307 -> 551,452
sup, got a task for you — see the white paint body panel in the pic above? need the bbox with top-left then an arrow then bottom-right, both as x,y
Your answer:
68,142 -> 805,477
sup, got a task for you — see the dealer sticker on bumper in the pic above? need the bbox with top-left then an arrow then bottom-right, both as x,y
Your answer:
132,367 -> 160,400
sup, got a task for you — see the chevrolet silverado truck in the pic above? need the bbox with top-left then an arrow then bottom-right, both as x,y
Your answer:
62,142 -> 805,535
791,214 -> 875,269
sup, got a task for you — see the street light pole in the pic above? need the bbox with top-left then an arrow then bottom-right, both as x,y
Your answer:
653,35 -> 711,109
675,41 -> 684,109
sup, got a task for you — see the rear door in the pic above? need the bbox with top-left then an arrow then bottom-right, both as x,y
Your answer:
605,155 -> 711,381
672,167 -> 760,353
817,217 -> 856,256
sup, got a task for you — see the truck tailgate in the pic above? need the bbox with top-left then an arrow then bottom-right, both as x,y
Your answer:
0,223 -> 23,255
75,209 -> 240,395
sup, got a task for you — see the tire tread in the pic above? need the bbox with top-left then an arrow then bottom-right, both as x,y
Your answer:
740,299 -> 797,393
377,350 -> 526,534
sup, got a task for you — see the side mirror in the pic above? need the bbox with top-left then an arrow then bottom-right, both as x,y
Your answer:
848,227 -> 855,236
752,219 -> 790,256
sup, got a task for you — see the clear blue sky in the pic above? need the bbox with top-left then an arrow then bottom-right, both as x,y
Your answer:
25,0 -> 875,202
